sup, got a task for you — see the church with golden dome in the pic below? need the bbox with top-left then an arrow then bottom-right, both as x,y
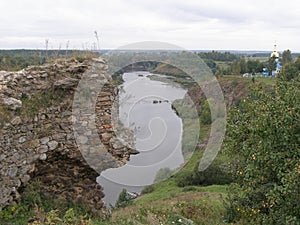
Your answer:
270,44 -> 282,77
270,44 -> 280,58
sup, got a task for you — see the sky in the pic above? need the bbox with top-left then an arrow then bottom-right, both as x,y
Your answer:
0,0 -> 299,51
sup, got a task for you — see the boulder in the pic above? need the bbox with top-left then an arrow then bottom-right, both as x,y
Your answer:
3,97 -> 22,110
54,78 -> 78,89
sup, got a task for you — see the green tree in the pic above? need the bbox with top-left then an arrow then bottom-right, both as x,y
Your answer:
225,82 -> 300,224
267,56 -> 277,75
239,58 -> 248,74
282,63 -> 299,80
294,56 -> 300,72
282,49 -> 293,65
247,59 -> 264,73
231,60 -> 241,75
200,99 -> 212,124
115,189 -> 133,208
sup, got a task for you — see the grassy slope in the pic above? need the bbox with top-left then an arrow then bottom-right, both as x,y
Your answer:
108,123 -> 229,224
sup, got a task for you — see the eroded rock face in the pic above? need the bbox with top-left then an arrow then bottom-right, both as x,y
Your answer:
0,58 -> 135,214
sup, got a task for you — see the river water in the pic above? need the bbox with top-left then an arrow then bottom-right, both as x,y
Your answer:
97,71 -> 187,206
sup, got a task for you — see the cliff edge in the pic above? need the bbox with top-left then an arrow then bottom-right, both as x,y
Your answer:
0,58 -> 135,213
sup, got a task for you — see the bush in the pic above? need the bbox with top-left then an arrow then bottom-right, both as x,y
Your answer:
224,81 -> 300,224
175,170 -> 194,187
175,159 -> 233,187
200,99 -> 211,125
182,186 -> 197,192
191,159 -> 232,186
141,185 -> 155,194
115,189 -> 133,208
154,167 -> 173,182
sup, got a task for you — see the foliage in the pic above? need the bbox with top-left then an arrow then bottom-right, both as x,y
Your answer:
228,58 -> 265,75
224,81 -> 300,224
246,59 -> 265,74
198,51 -> 239,62
141,185 -> 155,194
281,56 -> 300,81
267,56 -> 277,75
282,63 -> 299,80
230,60 -> 241,75
172,99 -> 202,159
200,98 -> 225,125
19,90 -> 64,118
281,49 -> 293,65
0,182 -> 101,225
154,167 -> 173,182
175,158 -> 233,187
0,49 -> 99,71
200,99 -> 212,125
110,194 -> 225,225
115,189 -> 134,208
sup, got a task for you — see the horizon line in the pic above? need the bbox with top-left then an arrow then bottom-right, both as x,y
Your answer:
0,48 -> 299,53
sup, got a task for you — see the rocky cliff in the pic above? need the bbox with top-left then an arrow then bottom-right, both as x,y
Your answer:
0,58 -> 135,213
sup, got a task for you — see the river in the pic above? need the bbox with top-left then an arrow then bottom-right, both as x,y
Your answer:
97,71 -> 187,206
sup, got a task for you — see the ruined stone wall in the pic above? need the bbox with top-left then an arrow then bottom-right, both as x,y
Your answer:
0,58 -> 135,212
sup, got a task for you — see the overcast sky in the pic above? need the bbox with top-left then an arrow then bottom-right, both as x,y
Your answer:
1,0 -> 299,51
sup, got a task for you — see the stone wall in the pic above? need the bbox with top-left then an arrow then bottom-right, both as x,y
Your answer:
0,58 -> 135,213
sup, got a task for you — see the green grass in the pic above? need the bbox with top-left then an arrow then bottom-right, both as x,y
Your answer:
108,181 -> 228,224
255,77 -> 276,85
221,75 -> 276,86
110,193 -> 226,225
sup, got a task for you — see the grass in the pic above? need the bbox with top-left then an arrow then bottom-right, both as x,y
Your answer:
221,75 -> 277,86
19,91 -> 65,118
255,77 -> 277,85
110,192 -> 226,225
0,182 -> 106,225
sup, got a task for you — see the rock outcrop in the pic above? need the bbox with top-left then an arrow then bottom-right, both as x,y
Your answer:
0,58 -> 136,213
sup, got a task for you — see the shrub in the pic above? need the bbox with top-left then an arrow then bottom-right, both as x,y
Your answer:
200,99 -> 211,125
115,189 -> 133,208
175,159 -> 233,187
175,170 -> 194,187
182,186 -> 197,192
224,81 -> 300,224
154,167 -> 173,182
141,185 -> 155,194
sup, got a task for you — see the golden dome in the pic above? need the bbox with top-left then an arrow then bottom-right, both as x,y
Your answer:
270,45 -> 279,58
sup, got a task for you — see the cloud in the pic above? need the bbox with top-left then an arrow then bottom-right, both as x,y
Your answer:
0,0 -> 299,51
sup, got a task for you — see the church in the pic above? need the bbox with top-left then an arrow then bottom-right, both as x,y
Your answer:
270,44 -> 282,77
